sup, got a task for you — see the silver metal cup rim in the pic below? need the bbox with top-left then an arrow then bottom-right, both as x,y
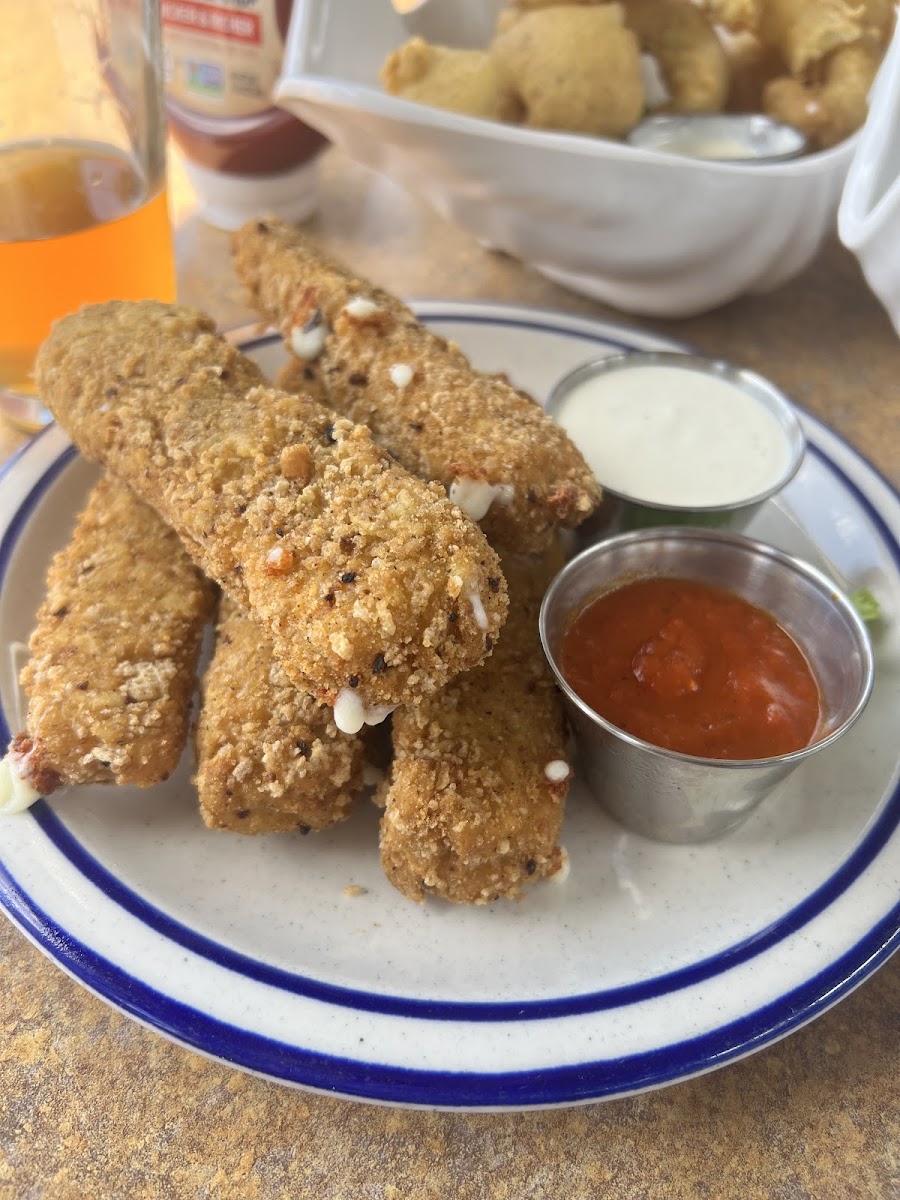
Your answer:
546,350 -> 807,516
627,113 -> 809,163
539,526 -> 875,771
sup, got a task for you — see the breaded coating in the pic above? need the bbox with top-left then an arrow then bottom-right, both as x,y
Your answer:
764,39 -> 882,149
700,0 -> 761,34
623,0 -> 731,114
232,220 -> 600,555
508,0 -> 602,8
381,37 -> 523,122
490,5 -> 645,139
36,301 -> 507,724
860,0 -> 897,44
379,547 -> 570,905
6,476 -> 213,794
195,598 -> 365,835
759,0 -> 868,75
722,32 -> 785,113
704,0 -> 893,49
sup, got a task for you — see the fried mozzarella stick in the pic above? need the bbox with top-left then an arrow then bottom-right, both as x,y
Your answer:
36,301 -> 507,731
0,477 -> 214,810
378,549 -> 571,905
232,219 -> 601,555
195,598 -> 366,835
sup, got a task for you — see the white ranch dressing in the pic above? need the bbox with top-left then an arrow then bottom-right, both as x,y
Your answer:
556,364 -> 791,508
660,134 -> 759,160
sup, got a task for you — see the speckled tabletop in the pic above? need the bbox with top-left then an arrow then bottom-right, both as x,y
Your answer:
1,148 -> 899,1200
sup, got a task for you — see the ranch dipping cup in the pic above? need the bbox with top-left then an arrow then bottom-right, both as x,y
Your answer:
546,351 -> 806,540
539,528 -> 875,844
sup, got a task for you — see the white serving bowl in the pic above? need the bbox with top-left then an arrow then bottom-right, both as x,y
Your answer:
275,0 -> 860,317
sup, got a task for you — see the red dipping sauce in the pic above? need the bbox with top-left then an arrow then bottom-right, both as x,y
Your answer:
560,577 -> 821,760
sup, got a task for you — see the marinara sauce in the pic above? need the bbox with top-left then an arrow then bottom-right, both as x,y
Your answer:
560,577 -> 821,760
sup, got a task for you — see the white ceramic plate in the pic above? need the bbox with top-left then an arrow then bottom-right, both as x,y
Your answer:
1,304 -> 898,1112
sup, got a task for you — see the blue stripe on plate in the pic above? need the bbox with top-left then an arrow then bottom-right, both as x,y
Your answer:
235,313 -> 660,357
23,764 -> 900,1020
1,846 -> 897,1106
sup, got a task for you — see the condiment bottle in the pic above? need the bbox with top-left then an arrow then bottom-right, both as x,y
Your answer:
161,0 -> 326,229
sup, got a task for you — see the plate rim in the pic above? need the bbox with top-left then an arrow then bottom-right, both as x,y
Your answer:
1,301 -> 899,1109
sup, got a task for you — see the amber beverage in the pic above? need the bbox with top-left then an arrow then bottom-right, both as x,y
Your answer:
0,142 -> 175,407
0,0 -> 174,431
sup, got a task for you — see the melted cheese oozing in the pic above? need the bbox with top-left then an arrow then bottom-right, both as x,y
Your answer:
449,478 -> 504,521
555,364 -> 792,508
0,754 -> 42,814
290,321 -> 326,360
333,689 -> 396,735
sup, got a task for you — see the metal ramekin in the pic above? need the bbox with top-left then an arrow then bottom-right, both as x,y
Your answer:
539,528 -> 874,843
546,350 -> 806,541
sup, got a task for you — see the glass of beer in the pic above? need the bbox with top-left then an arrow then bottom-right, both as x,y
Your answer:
0,0 -> 176,431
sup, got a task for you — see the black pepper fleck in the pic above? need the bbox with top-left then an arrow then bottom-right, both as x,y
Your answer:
348,675 -> 360,689
449,611 -> 458,622
348,372 -> 368,386
275,527 -> 284,537
324,422 -> 336,443
324,592 -> 335,607
340,571 -> 357,584
298,824 -> 311,835
105,386 -> 118,399
526,859 -> 537,875
409,422 -> 424,432
296,740 -> 309,758
236,809 -> 250,820
76,681 -> 88,691
487,577 -> 501,593
485,636 -> 494,651
372,653 -> 386,674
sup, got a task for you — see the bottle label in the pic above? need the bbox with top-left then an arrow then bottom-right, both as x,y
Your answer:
162,0 -> 286,118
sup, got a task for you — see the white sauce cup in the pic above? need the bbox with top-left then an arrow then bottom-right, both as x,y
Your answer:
627,114 -> 808,163
546,351 -> 806,540
539,528 -> 874,843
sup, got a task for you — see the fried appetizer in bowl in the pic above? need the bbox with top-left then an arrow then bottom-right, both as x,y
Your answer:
491,4 -> 645,137
758,0 -> 874,75
381,37 -> 522,121
764,38 -> 884,148
36,301 -> 507,728
378,547 -> 570,905
232,220 -> 600,555
623,0 -> 730,113
195,598 -> 366,835
1,477 -> 213,806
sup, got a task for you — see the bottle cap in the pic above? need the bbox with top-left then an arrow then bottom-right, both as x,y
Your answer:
184,157 -> 319,231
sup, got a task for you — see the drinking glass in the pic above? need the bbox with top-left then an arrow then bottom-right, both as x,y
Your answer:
0,0 -> 176,431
